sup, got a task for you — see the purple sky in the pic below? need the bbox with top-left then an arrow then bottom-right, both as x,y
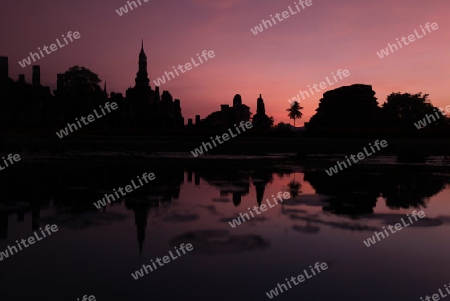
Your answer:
1,0 -> 449,125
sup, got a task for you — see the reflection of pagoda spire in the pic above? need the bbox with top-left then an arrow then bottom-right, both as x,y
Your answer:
254,184 -> 265,206
135,209 -> 148,258
125,199 -> 153,258
232,192 -> 242,206
252,172 -> 273,206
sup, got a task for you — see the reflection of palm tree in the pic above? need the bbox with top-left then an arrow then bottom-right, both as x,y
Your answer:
288,173 -> 301,197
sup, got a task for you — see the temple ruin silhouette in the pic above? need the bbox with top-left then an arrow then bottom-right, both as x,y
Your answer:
0,41 -> 271,132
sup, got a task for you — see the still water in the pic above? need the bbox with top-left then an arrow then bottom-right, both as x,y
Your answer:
1,158 -> 450,301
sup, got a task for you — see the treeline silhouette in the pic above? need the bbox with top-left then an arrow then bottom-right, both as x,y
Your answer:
1,54 -> 449,138
0,65 -> 184,132
304,84 -> 450,138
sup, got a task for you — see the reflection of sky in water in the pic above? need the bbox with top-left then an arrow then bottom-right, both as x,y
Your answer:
1,170 -> 450,301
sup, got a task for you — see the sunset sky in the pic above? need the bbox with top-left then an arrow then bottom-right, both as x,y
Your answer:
1,0 -> 449,125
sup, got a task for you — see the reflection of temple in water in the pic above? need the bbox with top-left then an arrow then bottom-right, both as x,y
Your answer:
125,167 -> 184,255
194,168 -> 274,207
0,205 -> 45,240
125,198 -> 155,257
1,160 -> 447,257
304,168 -> 449,216
252,171 -> 273,206
0,161 -> 185,253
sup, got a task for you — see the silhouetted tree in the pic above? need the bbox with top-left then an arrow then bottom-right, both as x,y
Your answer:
381,92 -> 447,128
60,66 -> 102,94
287,101 -> 303,127
58,66 -> 103,121
274,122 -> 293,132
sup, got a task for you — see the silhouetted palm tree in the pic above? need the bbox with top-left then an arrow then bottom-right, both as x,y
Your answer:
287,101 -> 303,127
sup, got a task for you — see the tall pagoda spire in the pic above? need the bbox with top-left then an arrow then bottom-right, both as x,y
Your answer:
135,39 -> 150,88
